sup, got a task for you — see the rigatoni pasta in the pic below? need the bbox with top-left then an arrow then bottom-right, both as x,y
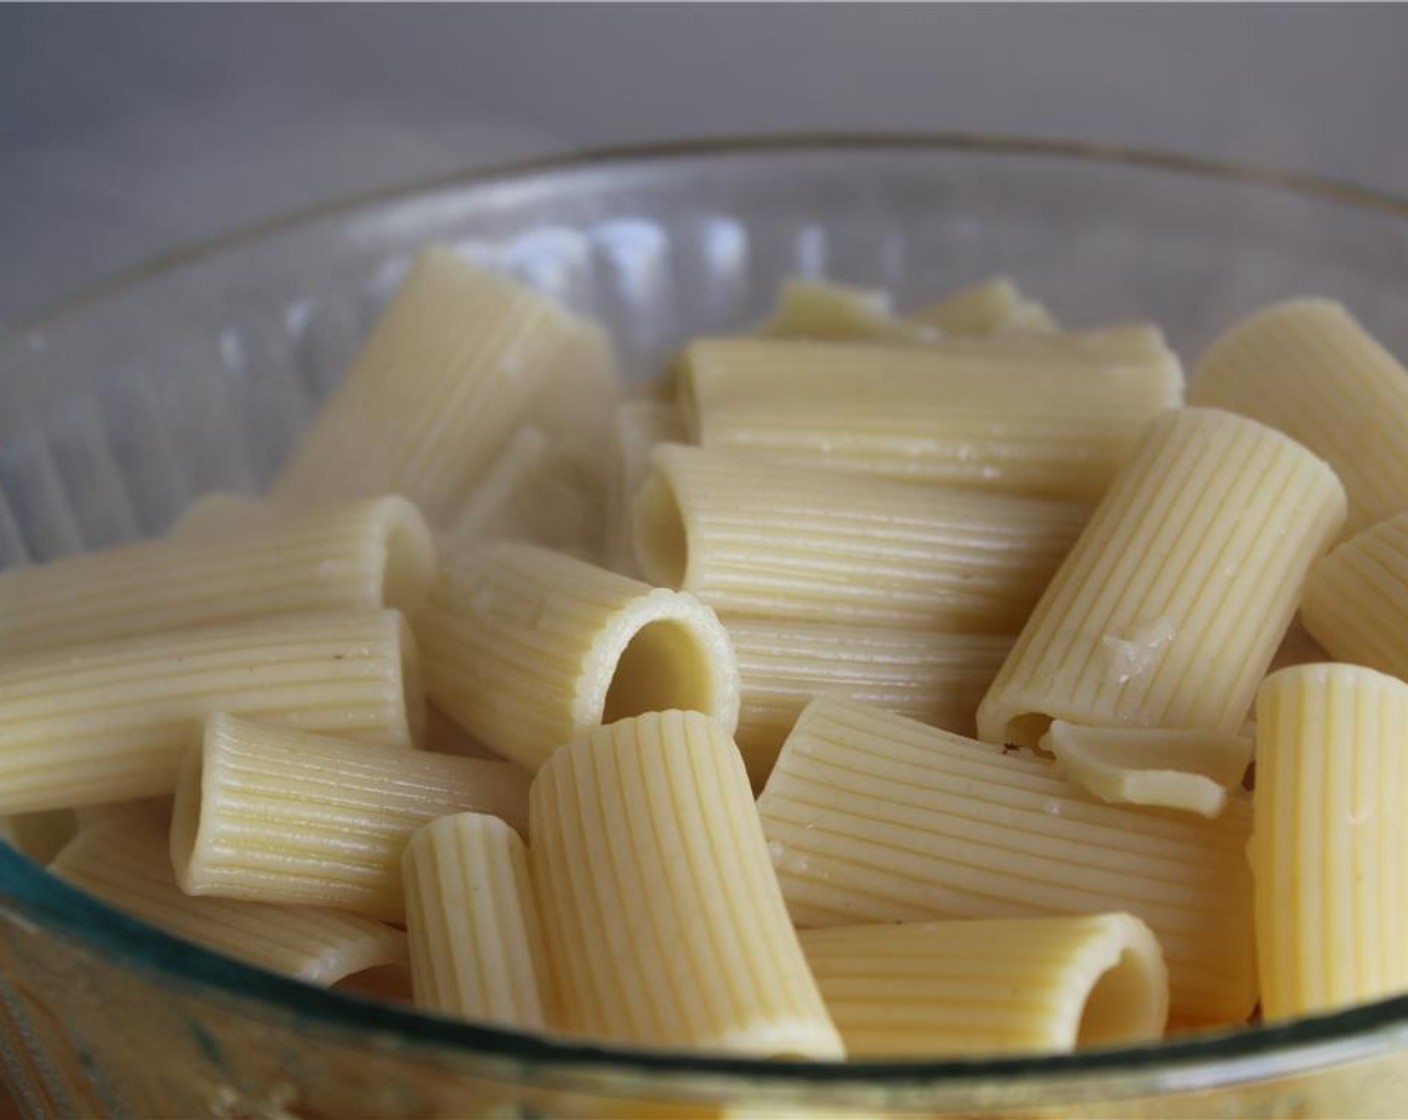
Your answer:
1300,513 -> 1408,680
52,815 -> 408,986
904,276 -> 1056,336
725,618 -> 1011,787
977,407 -> 1346,749
415,541 -> 739,773
1190,299 -> 1408,534
272,246 -> 612,521
0,610 -> 423,815
679,333 -> 1182,500
800,913 -> 1168,1056
634,443 -> 1087,631
170,713 -> 530,921
757,278 -> 929,342
608,400 -> 686,575
758,695 -> 1257,1023
1252,664 -> 1408,1021
402,812 -> 553,1030
0,496 -> 436,655
531,710 -> 844,1057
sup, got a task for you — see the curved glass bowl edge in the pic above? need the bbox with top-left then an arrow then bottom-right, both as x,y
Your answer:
5,131 -> 1408,1097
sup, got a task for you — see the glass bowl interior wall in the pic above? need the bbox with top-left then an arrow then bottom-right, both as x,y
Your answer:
4,136 -> 1408,1118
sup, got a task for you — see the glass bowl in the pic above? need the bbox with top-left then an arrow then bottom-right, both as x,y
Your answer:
4,134 -> 1408,1119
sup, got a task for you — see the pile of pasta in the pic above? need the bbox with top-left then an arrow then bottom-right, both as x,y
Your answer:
5,245 -> 1408,1061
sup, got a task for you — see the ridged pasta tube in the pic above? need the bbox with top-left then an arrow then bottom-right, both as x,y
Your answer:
976,408 -> 1346,749
1301,513 -> 1408,680
0,496 -> 437,655
0,610 -> 423,815
800,913 -> 1168,1056
272,247 -> 605,521
402,812 -> 552,1029
170,713 -> 530,922
1190,299 -> 1408,534
757,278 -> 929,342
758,696 -> 1257,1023
165,492 -> 279,539
52,816 -> 407,986
725,618 -> 1011,788
531,710 -> 844,1057
1252,664 -> 1408,1022
633,443 -> 1086,631
415,542 -> 740,773
679,334 -> 1182,500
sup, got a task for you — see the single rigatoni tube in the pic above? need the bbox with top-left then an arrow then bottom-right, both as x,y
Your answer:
1040,722 -> 1253,819
608,400 -> 686,575
0,496 -> 437,655
0,610 -> 423,815
272,247 -> 602,521
443,426 -> 608,563
1190,299 -> 1408,534
1252,664 -> 1408,1022
633,443 -> 1086,631
976,408 -> 1346,749
402,812 -> 552,1029
905,277 -> 1048,336
1301,513 -> 1408,680
757,278 -> 928,342
415,542 -> 739,773
531,710 -> 844,1056
758,696 -> 1257,1023
726,618 -> 1011,788
800,913 -> 1168,1056
680,334 -> 1181,501
170,713 -> 531,922
0,809 -> 76,864
52,816 -> 407,986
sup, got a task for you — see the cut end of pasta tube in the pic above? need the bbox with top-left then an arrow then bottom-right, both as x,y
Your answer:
632,467 -> 690,588
1040,721 -> 1253,818
168,719 -> 217,895
579,588 -> 741,735
1072,914 -> 1170,1049
374,496 -> 440,617
393,611 -> 428,750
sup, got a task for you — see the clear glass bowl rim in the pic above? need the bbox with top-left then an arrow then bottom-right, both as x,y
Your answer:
4,130 -> 1408,1092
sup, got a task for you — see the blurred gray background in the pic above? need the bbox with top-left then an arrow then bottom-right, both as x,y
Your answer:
3,4 -> 1407,329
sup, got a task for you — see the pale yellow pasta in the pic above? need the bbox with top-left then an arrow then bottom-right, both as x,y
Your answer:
977,408 -> 1346,749
1040,722 -> 1253,818
272,247 -> 606,521
402,812 -> 552,1029
170,712 -> 530,922
531,710 -> 843,1057
424,702 -> 501,761
1190,299 -> 1408,534
0,496 -> 437,655
1301,513 -> 1408,680
165,492 -> 280,539
0,610 -> 422,815
678,335 -> 1182,501
725,618 -> 1011,788
1252,664 -> 1408,1021
905,277 -> 1053,336
758,696 -> 1257,1023
0,809 -> 76,864
633,443 -> 1086,630
72,796 -> 173,833
522,317 -> 622,484
52,815 -> 407,986
443,426 -> 607,562
757,278 -> 931,342
608,400 -> 686,575
800,913 -> 1167,1056
416,541 -> 739,773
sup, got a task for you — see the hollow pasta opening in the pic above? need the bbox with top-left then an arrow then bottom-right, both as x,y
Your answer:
602,619 -> 719,725
394,612 -> 428,749
1006,712 -> 1053,751
1077,939 -> 1166,1047
167,732 -> 207,890
379,499 -> 438,616
632,472 -> 688,589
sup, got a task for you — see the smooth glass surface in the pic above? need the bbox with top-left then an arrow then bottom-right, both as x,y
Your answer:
4,136 -> 1408,1117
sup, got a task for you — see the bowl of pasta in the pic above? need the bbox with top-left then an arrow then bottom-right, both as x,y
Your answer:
4,134 -> 1408,1119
